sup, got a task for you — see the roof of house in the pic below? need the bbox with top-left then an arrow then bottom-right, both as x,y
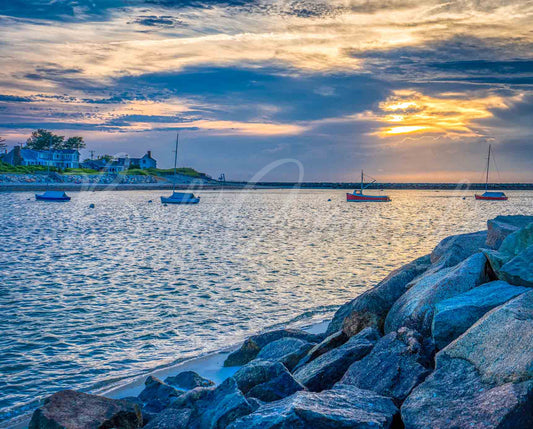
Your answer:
19,149 -> 40,161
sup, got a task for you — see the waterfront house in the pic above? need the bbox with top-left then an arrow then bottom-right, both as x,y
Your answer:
129,151 -> 157,169
82,151 -> 157,172
3,146 -> 79,169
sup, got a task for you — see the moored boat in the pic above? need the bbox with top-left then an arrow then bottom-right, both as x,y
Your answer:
161,133 -> 200,205
347,170 -> 391,202
475,191 -> 508,201
35,139 -> 71,202
161,192 -> 200,204
474,145 -> 508,201
35,190 -> 71,201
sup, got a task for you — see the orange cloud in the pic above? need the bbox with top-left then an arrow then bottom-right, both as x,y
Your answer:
370,90 -> 510,137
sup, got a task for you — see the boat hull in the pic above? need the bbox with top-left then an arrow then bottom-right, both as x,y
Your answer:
346,193 -> 391,202
161,197 -> 200,204
35,194 -> 71,201
475,195 -> 508,201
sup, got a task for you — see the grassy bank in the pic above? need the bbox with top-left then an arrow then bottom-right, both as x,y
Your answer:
0,162 -> 207,179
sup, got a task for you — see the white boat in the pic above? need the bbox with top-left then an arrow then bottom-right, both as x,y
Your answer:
161,133 -> 200,205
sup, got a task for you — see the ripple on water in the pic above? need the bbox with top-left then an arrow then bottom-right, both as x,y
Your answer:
0,189 -> 531,424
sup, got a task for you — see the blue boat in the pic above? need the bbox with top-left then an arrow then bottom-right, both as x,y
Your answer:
35,191 -> 71,201
474,145 -> 508,201
161,192 -> 200,204
161,133 -> 200,205
34,140 -> 71,202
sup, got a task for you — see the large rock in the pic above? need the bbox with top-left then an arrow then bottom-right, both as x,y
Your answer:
168,377 -> 253,428
326,255 -> 431,336
432,280 -> 529,349
498,245 -> 533,287
293,330 -> 348,371
144,408 -> 192,429
385,252 -> 490,336
138,376 -> 182,413
255,337 -> 313,371
138,375 -> 183,413
228,384 -> 399,429
29,390 -> 142,429
402,358 -> 533,429
430,230 -> 487,268
340,328 -> 432,404
165,371 -> 214,390
224,329 -> 322,367
484,223 -> 533,286
293,327 -> 379,392
233,360 -> 304,402
486,215 -> 533,249
438,290 -> 533,385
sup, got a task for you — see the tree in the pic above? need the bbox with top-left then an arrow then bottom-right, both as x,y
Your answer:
26,129 -> 65,150
98,154 -> 113,162
64,136 -> 85,150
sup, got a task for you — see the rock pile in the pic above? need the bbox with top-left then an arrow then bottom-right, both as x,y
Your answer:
29,215 -> 533,428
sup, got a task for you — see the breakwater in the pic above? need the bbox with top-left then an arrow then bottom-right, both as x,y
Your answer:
27,215 -> 533,428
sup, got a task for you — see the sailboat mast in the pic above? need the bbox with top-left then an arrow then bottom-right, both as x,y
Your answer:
46,135 -> 52,190
173,133 -> 179,192
361,170 -> 364,193
485,144 -> 491,191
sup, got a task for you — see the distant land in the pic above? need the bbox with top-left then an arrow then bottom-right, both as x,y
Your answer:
236,182 -> 533,191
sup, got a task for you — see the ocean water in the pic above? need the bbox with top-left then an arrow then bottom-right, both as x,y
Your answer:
0,189 -> 531,424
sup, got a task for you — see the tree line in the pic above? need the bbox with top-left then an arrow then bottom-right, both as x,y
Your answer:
0,129 -> 86,151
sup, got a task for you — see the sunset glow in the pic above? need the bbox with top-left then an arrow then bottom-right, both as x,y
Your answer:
0,1 -> 531,181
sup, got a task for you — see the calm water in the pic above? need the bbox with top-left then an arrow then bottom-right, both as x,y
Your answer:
0,189 -> 531,424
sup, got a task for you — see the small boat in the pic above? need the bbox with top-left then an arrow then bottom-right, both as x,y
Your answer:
475,145 -> 508,201
35,190 -> 71,201
475,191 -> 508,201
35,138 -> 71,202
161,192 -> 200,204
161,133 -> 200,205
347,170 -> 391,202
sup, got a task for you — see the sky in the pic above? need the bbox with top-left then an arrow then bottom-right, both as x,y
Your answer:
0,0 -> 532,182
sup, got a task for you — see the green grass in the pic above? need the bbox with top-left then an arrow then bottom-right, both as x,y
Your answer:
120,168 -> 150,176
147,167 -> 206,178
0,161 -> 58,174
0,161 -> 207,178
63,168 -> 100,174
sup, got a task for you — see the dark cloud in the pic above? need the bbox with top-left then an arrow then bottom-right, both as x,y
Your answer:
115,66 -> 390,122
0,95 -> 33,102
131,15 -> 185,27
351,35 -> 533,88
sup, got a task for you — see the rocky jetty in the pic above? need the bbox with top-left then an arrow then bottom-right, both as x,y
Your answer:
29,215 -> 533,428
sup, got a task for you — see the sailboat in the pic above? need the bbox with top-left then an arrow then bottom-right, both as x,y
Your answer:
475,145 -> 508,201
346,170 -> 391,202
161,133 -> 200,205
36,140 -> 71,201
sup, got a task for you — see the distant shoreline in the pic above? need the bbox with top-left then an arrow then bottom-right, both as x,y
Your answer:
1,182 -> 532,192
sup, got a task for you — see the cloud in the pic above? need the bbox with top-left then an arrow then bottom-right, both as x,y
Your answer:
0,0 -> 532,181
361,89 -> 511,137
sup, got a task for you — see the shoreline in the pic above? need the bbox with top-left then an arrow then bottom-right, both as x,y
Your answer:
2,317 -> 329,429
2,182 -> 533,192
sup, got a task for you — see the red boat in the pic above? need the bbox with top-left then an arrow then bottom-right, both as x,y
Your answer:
347,192 -> 391,202
347,170 -> 391,202
474,145 -> 508,201
475,192 -> 508,201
